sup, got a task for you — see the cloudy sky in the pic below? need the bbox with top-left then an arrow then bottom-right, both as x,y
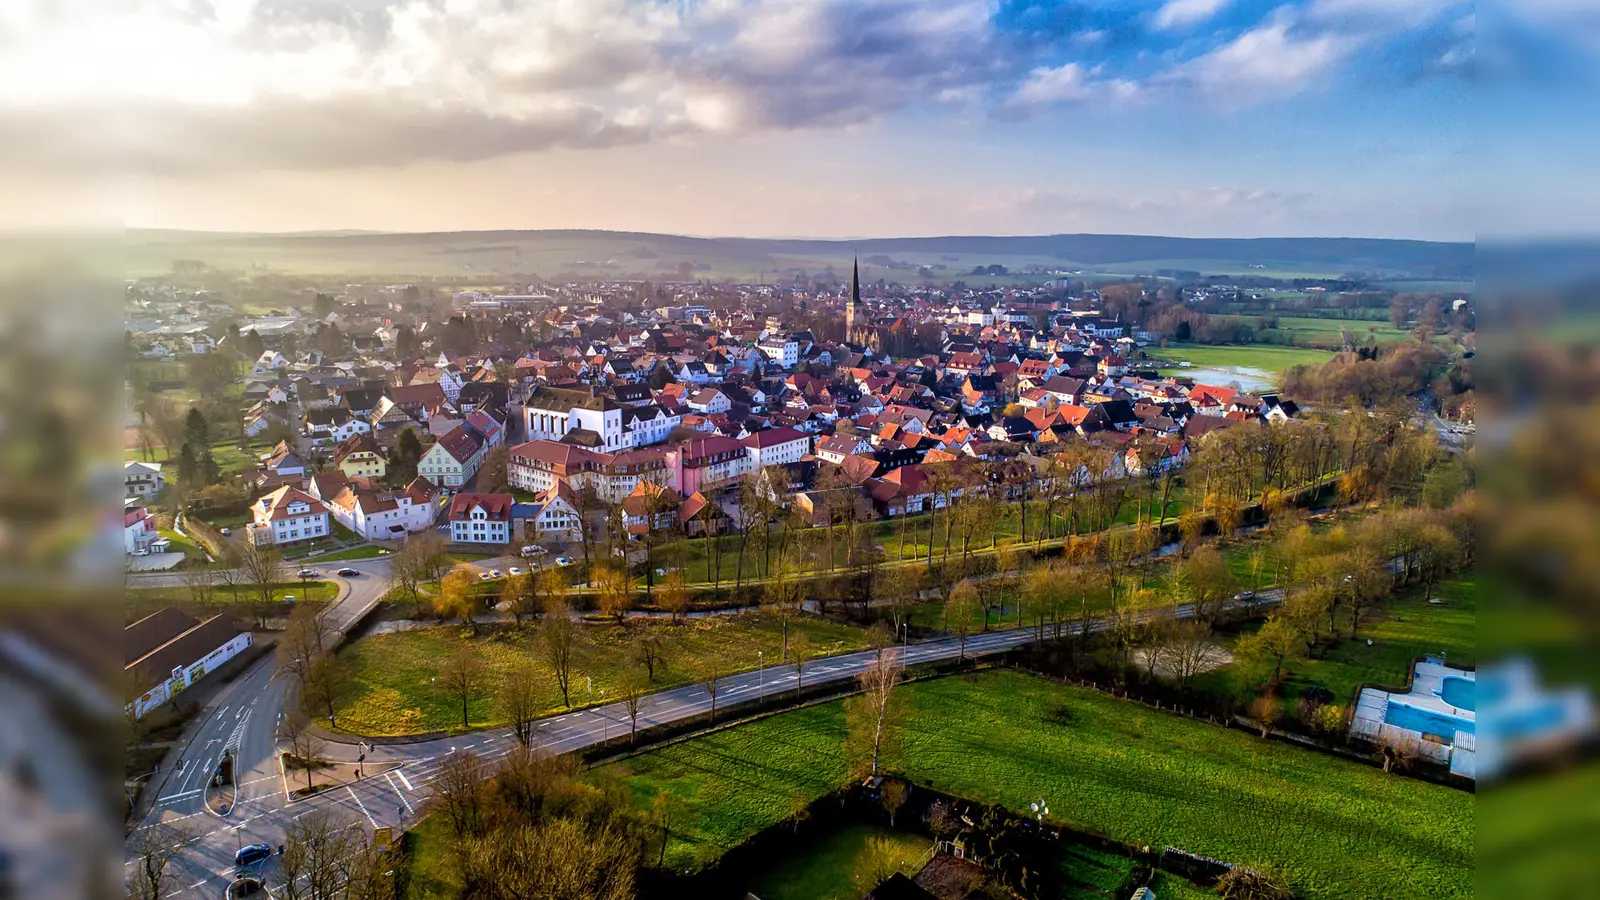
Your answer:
1,0 -> 1590,239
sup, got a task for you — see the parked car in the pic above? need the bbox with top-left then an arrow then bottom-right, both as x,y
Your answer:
337,567 -> 360,577
508,566 -> 523,576
520,544 -> 547,557
489,569 -> 503,579
478,572 -> 493,581
554,556 -> 574,566
234,843 -> 273,870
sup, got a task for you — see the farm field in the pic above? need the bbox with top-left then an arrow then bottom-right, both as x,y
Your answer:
1240,315 -> 1411,348
1197,576 -> 1477,716
747,824 -> 931,900
326,613 -> 867,736
592,669 -> 1473,898
1145,342 -> 1336,375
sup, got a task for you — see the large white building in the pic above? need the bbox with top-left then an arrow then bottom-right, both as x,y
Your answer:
248,486 -> 331,546
758,336 -> 800,368
523,386 -> 627,451
126,609 -> 253,719
325,478 -> 441,540
419,424 -> 486,488
741,426 -> 811,469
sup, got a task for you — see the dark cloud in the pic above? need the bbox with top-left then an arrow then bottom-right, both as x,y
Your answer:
0,96 -> 658,176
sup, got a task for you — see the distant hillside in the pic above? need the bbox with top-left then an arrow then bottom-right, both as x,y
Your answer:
126,228 -> 1474,283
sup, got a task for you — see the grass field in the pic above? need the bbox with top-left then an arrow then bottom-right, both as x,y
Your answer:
1239,316 -> 1411,348
125,581 -> 336,624
592,670 -> 1473,898
327,614 -> 867,736
1198,576 -> 1477,716
1146,343 -> 1336,375
315,544 -> 392,562
748,824 -> 931,900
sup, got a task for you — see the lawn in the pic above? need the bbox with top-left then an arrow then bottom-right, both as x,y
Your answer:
1197,576 -> 1477,715
1145,342 -> 1336,375
748,824 -> 931,900
157,528 -> 209,563
593,670 -> 1473,898
125,581 -> 337,624
1237,315 -> 1411,349
327,613 -> 868,736
316,544 -> 392,562
125,436 -> 273,477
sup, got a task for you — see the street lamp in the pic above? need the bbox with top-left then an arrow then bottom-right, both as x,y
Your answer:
757,651 -> 764,693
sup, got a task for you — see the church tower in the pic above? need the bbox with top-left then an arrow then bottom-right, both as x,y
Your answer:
846,256 -> 860,339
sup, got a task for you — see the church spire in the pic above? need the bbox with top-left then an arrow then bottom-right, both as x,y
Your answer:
847,256 -> 859,338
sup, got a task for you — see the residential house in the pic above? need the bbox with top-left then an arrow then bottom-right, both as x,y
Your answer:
331,433 -> 386,480
247,485 -> 331,546
124,461 -> 165,498
741,426 -> 811,469
325,479 -> 440,540
419,424 -> 486,489
523,385 -> 628,452
448,492 -> 514,544
664,434 -> 752,495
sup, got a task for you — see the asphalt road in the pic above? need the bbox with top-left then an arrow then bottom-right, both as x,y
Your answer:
126,557 -> 395,898
129,570 -> 1283,898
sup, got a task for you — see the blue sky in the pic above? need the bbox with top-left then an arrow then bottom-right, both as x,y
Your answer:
1,0 -> 1589,239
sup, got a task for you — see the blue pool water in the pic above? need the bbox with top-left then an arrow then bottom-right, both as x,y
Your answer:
1385,701 -> 1474,739
1438,676 -> 1476,712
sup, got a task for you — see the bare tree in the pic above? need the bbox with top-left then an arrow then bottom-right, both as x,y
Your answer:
180,563 -> 216,610
594,564 -> 633,625
430,749 -> 488,839
276,602 -> 330,687
622,682 -> 646,745
880,779 -> 909,828
845,648 -> 906,779
438,648 -> 485,729
499,660 -> 541,747
542,602 -> 577,707
279,710 -> 325,791
277,808 -> 362,900
703,657 -> 725,719
629,631 -> 666,682
301,653 -> 349,727
234,538 -> 285,628
789,632 -> 812,689
657,569 -> 691,623
127,822 -> 191,900
945,579 -> 979,660
393,532 -> 444,617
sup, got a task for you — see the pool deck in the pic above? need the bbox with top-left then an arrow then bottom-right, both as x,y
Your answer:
1351,661 -> 1476,778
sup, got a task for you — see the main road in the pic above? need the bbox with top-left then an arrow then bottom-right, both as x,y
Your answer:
126,555 -> 395,898
129,563 -> 1283,897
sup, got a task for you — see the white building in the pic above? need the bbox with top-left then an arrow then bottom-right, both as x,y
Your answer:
759,337 -> 800,368
448,493 -> 514,544
522,386 -> 627,452
741,426 -> 811,469
125,610 -> 253,719
325,479 -> 440,540
124,461 -> 165,498
419,425 -> 486,488
248,486 -> 331,546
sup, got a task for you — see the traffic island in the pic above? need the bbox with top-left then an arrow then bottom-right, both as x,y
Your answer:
205,751 -> 238,817
281,752 -> 401,802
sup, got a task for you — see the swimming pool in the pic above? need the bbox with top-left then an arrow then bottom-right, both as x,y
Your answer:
1385,701 -> 1474,740
1438,675 -> 1475,712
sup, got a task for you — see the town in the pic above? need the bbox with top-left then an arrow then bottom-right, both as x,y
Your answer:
110,245 -> 1518,900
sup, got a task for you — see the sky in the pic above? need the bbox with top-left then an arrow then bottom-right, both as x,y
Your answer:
0,0 -> 1592,240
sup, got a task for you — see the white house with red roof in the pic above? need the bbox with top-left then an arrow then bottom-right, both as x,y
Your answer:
448,492 -> 514,544
419,423 -> 486,488
741,426 -> 811,468
248,485 -> 331,546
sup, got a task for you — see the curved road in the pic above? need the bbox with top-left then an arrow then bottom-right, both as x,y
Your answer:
128,555 -> 1284,897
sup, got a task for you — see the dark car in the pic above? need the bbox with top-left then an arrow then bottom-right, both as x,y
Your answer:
234,843 -> 273,869
337,567 -> 360,577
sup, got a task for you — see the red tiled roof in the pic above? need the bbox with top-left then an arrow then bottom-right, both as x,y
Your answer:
447,492 -> 514,522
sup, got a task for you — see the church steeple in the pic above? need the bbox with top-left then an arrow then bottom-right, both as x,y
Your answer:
846,256 -> 859,337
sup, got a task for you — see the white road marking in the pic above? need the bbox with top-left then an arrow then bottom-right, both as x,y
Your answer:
395,770 -> 414,791
385,772 -> 415,815
346,786 -> 377,828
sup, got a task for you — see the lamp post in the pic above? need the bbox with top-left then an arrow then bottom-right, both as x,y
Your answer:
757,651 -> 764,693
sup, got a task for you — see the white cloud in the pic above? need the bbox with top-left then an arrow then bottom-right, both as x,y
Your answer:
1165,7 -> 1361,102
1153,0 -> 1232,30
1001,63 -> 1141,114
